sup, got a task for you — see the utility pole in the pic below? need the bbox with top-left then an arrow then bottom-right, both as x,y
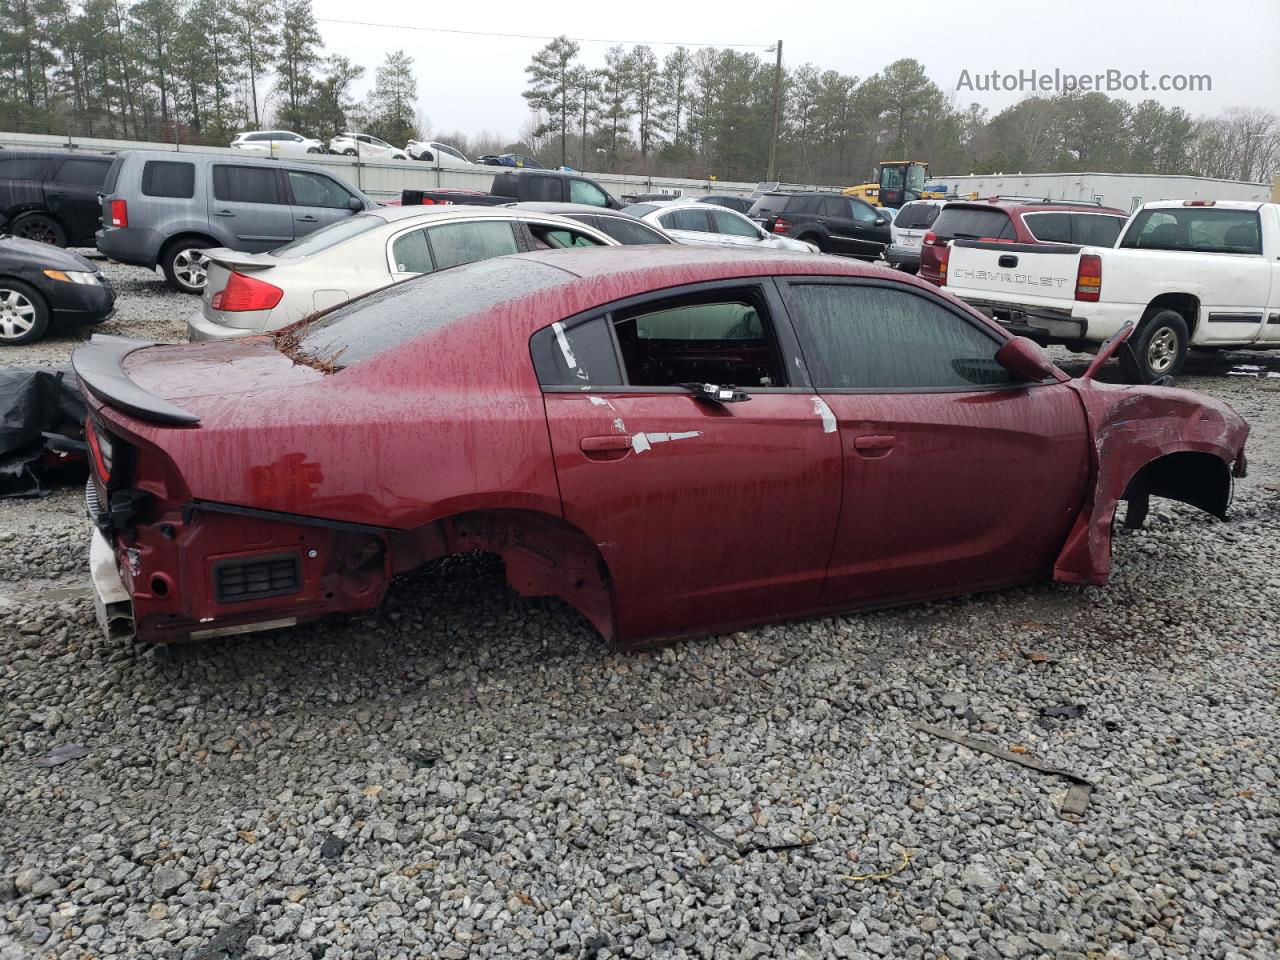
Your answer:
766,40 -> 783,182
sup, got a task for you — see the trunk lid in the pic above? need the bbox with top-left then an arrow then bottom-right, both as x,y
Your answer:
946,240 -> 1083,308
74,334 -> 324,425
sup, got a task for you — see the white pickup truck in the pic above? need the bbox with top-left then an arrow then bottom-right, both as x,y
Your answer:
944,200 -> 1280,382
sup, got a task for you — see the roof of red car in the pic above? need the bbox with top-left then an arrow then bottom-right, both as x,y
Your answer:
944,199 -> 1127,216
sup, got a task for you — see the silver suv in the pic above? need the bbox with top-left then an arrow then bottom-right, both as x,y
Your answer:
96,151 -> 374,293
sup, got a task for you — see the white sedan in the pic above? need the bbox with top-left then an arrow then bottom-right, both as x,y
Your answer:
406,140 -> 471,166
623,199 -> 817,253
187,206 -> 618,341
230,130 -> 325,157
328,133 -> 409,161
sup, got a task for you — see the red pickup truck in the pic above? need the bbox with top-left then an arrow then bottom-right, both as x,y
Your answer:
920,198 -> 1129,285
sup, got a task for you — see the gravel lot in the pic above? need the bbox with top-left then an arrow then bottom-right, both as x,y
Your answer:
1,259 -> 1278,960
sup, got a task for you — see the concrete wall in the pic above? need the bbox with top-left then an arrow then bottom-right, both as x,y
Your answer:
933,171 -> 1271,212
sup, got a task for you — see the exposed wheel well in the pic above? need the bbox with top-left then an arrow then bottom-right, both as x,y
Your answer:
160,233 -> 218,260
1143,293 -> 1200,339
389,509 -> 615,643
1122,450 -> 1232,522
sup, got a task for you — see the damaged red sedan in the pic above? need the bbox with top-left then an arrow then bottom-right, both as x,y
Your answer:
74,246 -> 1249,648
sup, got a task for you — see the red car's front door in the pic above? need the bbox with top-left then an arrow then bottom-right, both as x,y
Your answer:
533,283 -> 843,644
777,279 -> 1090,606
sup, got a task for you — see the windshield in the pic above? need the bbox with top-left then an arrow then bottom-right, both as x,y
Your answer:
906,164 -> 926,194
894,203 -> 939,229
1119,207 -> 1262,255
931,207 -> 1014,241
282,257 -> 570,369
271,214 -> 383,258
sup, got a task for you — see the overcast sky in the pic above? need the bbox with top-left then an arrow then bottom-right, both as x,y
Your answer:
311,0 -> 1280,140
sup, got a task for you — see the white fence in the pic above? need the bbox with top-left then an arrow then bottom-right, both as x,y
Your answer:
0,131 -> 760,201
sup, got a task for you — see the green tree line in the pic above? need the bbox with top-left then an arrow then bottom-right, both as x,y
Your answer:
0,0 -> 418,146
522,36 -> 1278,185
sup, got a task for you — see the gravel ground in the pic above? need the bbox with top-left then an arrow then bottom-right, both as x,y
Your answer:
1,261 -> 1278,960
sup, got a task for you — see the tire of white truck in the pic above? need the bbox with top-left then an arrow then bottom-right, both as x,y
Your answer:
1120,309 -> 1189,384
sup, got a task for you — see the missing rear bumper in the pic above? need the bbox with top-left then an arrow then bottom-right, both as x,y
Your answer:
89,527 -> 134,641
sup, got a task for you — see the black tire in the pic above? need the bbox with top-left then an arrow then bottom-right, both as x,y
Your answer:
10,212 -> 67,247
1119,308 -> 1188,383
343,148 -> 357,157
306,146 -> 322,154
161,238 -> 213,294
798,233 -> 826,253
0,278 -> 51,344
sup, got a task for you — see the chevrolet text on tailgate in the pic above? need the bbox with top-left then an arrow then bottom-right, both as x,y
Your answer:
945,200 -> 1280,382
73,247 -> 1248,650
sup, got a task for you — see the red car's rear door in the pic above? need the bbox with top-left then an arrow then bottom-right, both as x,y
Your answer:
533,281 -> 842,644
778,278 -> 1090,605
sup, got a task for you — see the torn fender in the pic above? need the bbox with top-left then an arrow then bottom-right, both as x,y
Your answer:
1053,380 -> 1249,585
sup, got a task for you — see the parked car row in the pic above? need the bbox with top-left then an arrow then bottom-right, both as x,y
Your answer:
230,129 -> 484,166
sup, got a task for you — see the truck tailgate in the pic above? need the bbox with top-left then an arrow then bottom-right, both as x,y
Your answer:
946,240 -> 1082,309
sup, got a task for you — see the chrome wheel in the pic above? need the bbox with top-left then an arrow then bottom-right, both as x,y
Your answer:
0,288 -> 38,340
1147,326 -> 1178,374
173,248 -> 209,289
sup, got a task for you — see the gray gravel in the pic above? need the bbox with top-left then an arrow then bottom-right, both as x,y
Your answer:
1,262 -> 1278,959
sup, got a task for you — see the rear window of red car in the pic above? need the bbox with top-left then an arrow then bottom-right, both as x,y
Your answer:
287,257 -> 569,369
931,207 -> 1015,241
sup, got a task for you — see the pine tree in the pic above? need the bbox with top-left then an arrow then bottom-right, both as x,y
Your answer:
522,35 -> 579,169
624,44 -> 664,158
369,50 -> 417,145
230,0 -> 279,127
276,0 -> 322,131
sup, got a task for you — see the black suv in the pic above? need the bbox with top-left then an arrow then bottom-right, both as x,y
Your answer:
0,150 -> 114,247
748,191 -> 890,260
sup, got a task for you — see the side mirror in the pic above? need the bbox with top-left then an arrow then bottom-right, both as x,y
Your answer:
995,336 -> 1064,383
348,196 -> 364,211
874,216 -> 887,226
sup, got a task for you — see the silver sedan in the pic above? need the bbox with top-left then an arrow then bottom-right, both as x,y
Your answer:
623,199 -> 818,253
187,206 -> 618,342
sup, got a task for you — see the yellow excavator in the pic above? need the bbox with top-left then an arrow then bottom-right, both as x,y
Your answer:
843,161 -> 948,207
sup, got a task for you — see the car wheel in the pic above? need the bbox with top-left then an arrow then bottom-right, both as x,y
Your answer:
162,240 -> 212,294
0,280 -> 50,345
307,147 -> 322,154
1119,309 -> 1188,383
343,148 -> 357,157
11,213 -> 67,247
798,233 -> 825,253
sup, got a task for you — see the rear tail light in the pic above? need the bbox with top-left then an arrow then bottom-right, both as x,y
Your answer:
1075,254 -> 1102,301
211,272 -> 284,312
772,217 -> 793,234
937,244 -> 949,284
86,419 -> 115,484
923,231 -> 938,245
109,199 -> 128,228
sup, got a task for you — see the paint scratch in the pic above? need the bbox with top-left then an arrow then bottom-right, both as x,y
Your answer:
812,397 -> 837,434
631,430 -> 702,454
613,417 -> 627,434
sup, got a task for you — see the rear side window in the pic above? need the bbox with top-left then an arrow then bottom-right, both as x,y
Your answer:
820,197 -> 849,218
213,165 -> 282,204
662,208 -> 711,231
141,160 -> 195,199
427,220 -> 518,270
53,158 -> 110,187
530,317 -> 621,387
748,194 -> 790,217
391,228 -> 433,273
894,203 -> 940,229
0,157 -> 50,180
1073,214 -> 1125,247
787,195 -> 825,215
787,283 -> 1012,390
931,207 -> 1015,241
587,216 -> 669,245
1023,212 -> 1072,244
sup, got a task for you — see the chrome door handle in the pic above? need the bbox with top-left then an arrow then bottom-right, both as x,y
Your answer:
214,210 -> 235,217
296,215 -> 318,223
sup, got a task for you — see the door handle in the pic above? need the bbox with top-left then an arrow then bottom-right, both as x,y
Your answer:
296,215 -> 318,223
580,435 -> 631,452
853,434 -> 896,457
998,254 -> 1018,268
214,209 -> 235,217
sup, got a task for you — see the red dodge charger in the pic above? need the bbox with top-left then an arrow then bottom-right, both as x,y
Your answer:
75,246 -> 1248,648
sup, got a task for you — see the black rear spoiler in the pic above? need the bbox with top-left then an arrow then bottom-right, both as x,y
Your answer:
71,335 -> 200,425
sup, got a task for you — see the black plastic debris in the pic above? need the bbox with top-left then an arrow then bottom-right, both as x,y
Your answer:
33,744 -> 90,768
1040,703 -> 1087,721
0,365 -> 88,498
191,919 -> 254,960
319,833 -> 348,860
